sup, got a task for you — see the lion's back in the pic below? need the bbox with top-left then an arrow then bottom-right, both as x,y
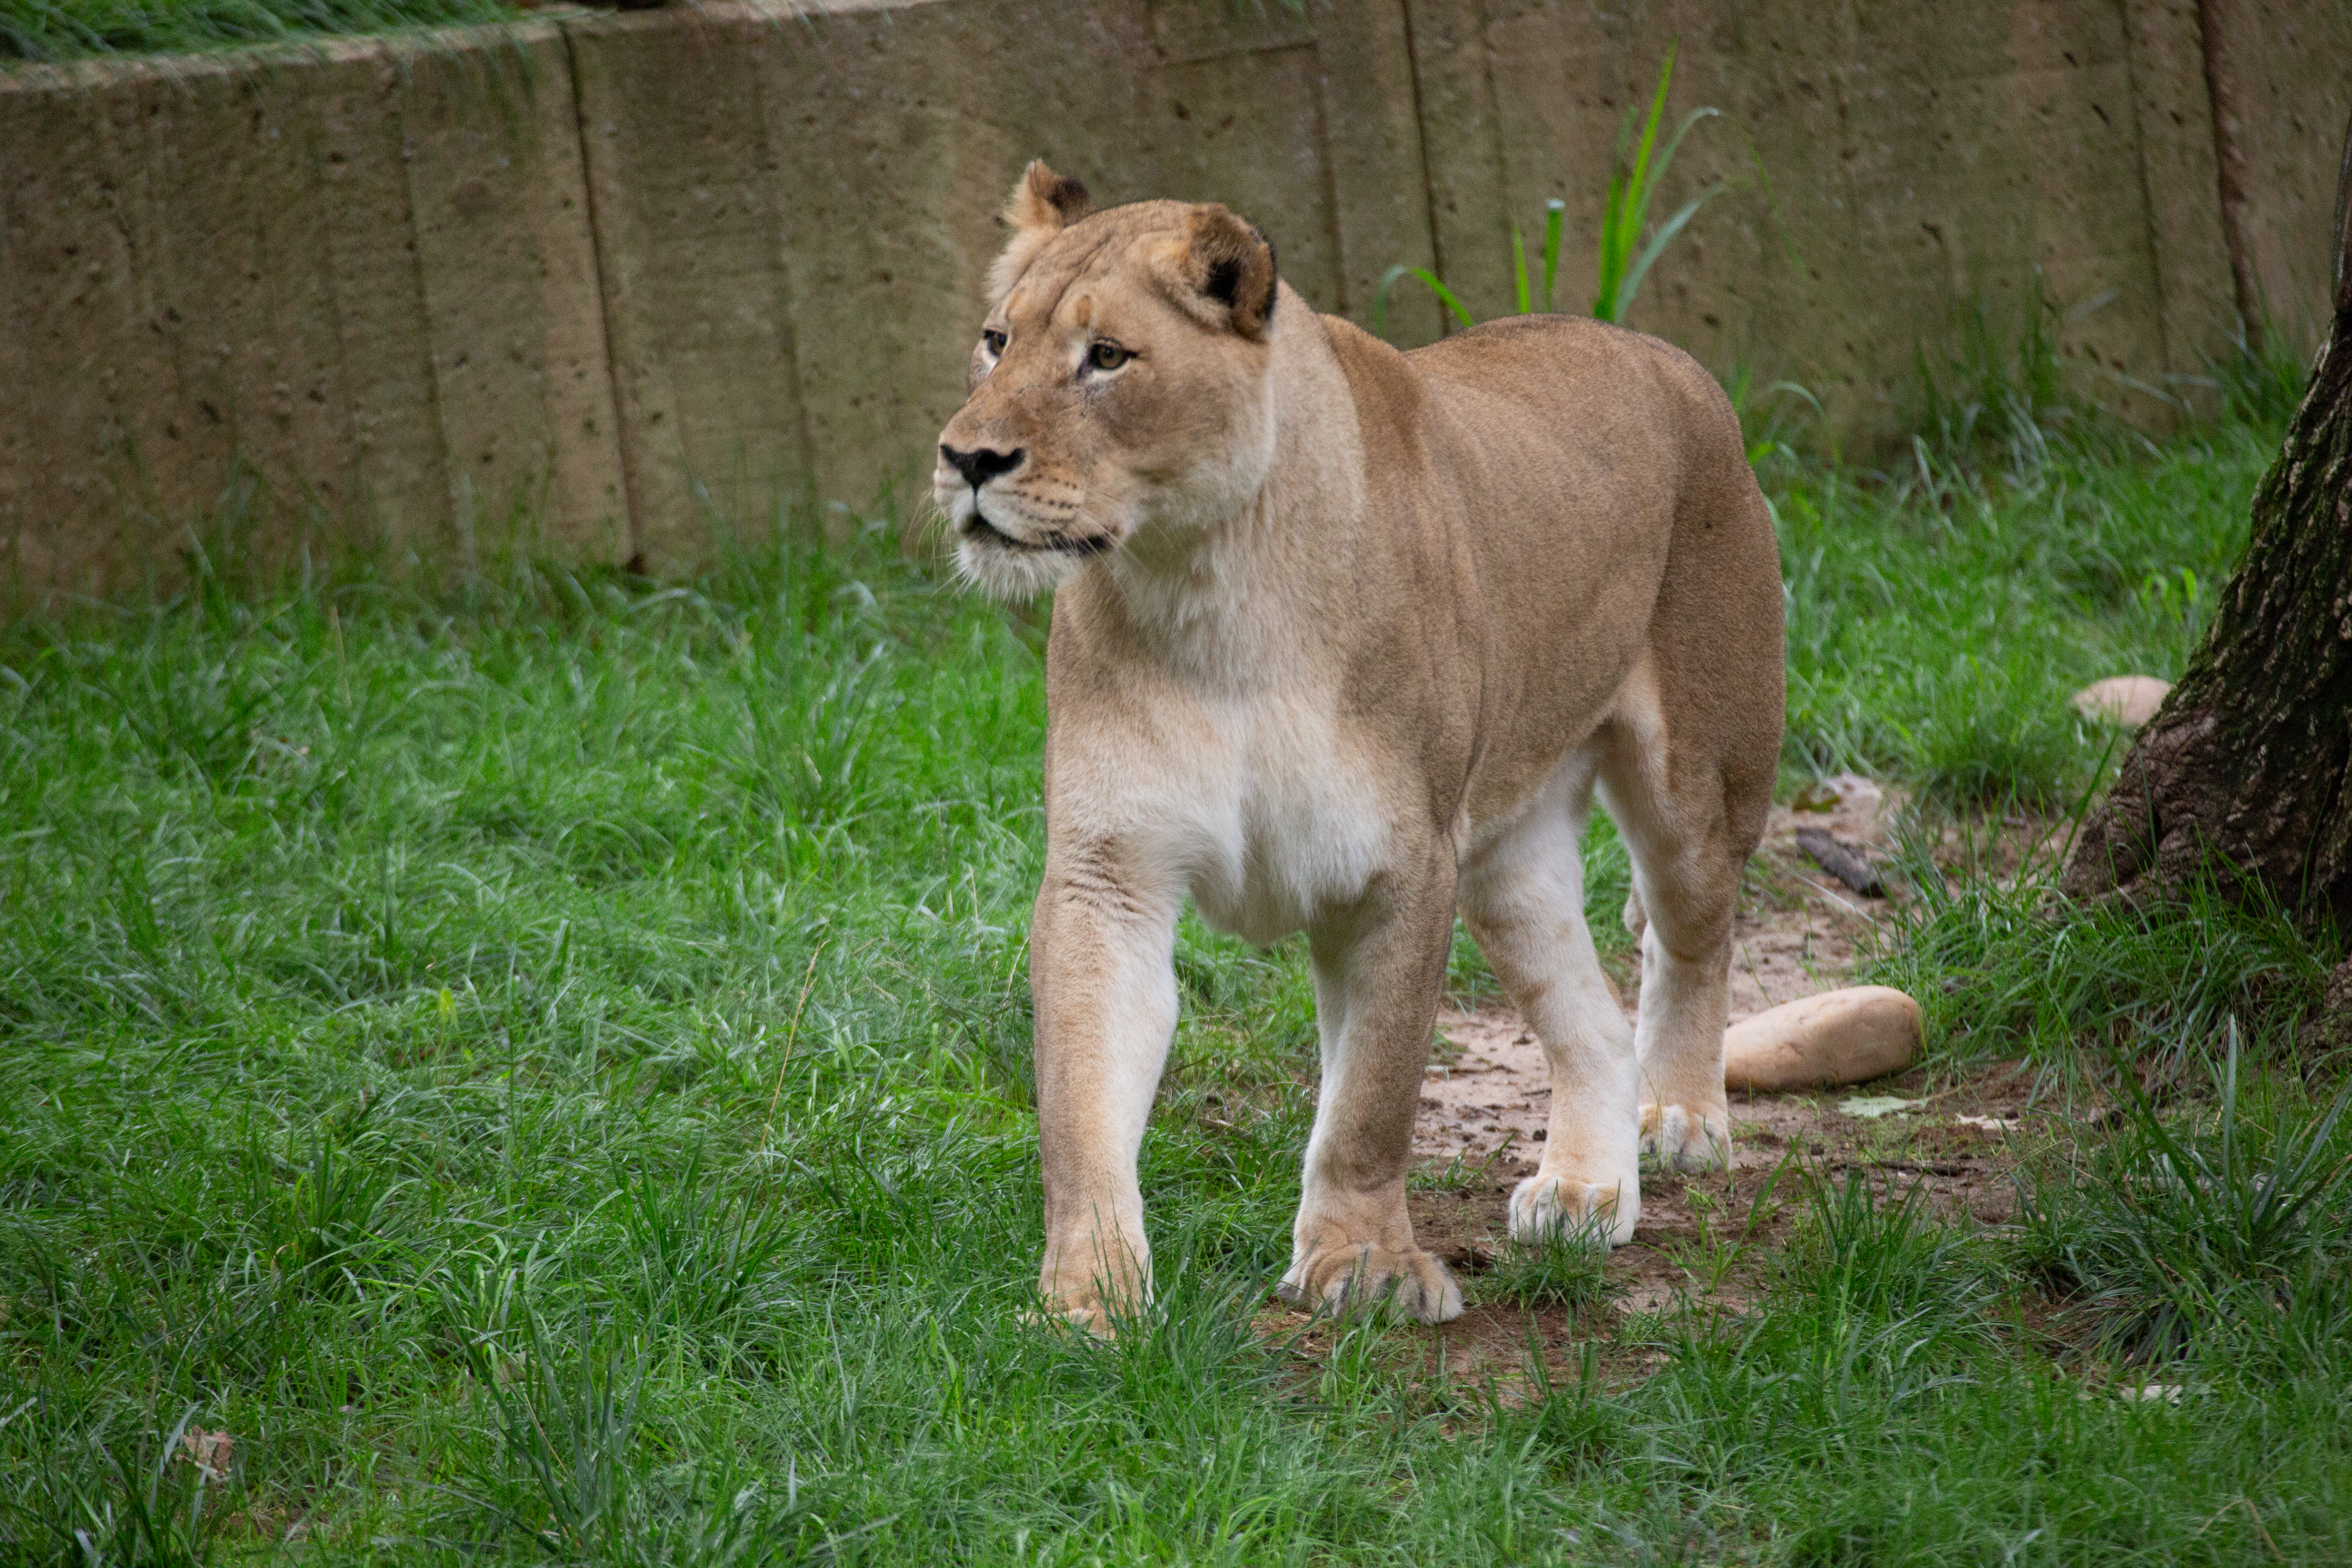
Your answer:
1321,308 -> 1780,826
1403,314 -> 1737,466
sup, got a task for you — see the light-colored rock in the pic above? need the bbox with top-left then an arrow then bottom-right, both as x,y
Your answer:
1788,771 -> 1889,842
2072,675 -> 2173,726
1723,985 -> 1922,1091
1791,771 -> 1884,823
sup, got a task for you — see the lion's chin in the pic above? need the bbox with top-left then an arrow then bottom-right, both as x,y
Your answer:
952,531 -> 1087,601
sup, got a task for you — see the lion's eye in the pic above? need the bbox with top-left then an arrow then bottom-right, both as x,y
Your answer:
1087,341 -> 1133,372
981,329 -> 1007,357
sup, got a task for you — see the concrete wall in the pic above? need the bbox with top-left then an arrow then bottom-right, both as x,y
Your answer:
2208,0 -> 2352,354
562,0 -> 1441,563
2,0 -> 2345,596
1414,0 -> 2196,434
0,25 -> 630,597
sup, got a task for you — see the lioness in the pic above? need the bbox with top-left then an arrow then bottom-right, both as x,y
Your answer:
936,164 -> 1784,1332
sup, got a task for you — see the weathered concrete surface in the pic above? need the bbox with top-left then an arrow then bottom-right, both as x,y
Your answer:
2122,0 -> 2237,410
401,35 -> 629,568
2205,0 -> 2352,360
564,0 -> 1439,566
3,0 -> 2347,593
0,24 -> 627,602
565,5 -> 820,566
1410,0 -> 2200,441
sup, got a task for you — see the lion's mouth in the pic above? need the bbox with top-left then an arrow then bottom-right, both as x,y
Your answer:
962,509 -> 1116,557
962,512 -> 1035,550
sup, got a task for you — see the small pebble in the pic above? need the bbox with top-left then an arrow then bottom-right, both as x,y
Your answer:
2072,675 -> 2171,726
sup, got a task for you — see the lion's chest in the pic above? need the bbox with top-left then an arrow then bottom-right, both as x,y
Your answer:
1162,691 -> 1399,945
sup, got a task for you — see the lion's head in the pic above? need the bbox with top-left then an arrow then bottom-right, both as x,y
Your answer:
935,163 -> 1282,599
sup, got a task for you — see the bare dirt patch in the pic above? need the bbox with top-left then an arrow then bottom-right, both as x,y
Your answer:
1414,772 -> 1908,1169
1253,1059 -> 2058,1396
1254,782 -> 2075,1390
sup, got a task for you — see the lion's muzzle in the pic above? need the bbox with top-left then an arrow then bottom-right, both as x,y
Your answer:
940,443 -> 1025,490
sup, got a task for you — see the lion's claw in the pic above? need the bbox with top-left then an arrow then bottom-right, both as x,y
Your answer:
1278,1244 -> 1464,1323
1639,1101 -> 1731,1172
1508,1172 -> 1638,1247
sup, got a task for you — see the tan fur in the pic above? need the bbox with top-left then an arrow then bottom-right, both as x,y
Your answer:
935,169 -> 1784,1334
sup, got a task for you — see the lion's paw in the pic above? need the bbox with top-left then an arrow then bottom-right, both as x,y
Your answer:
1508,1172 -> 1638,1248
1027,1263 -> 1146,1341
1278,1244 -> 1463,1323
1639,1101 -> 1731,1172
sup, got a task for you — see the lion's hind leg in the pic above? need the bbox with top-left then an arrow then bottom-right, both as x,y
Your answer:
1457,753 -> 1642,1247
1594,653 -> 1773,1175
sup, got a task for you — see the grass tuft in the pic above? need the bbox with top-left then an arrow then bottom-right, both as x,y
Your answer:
1481,1219 -> 1616,1314
1865,839 -> 2341,1070
2020,1032 -> 2352,1362
1,0 -> 519,61
1784,1163 -> 1991,1332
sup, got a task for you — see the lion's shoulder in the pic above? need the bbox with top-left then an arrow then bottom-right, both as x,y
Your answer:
1314,313 -> 1432,457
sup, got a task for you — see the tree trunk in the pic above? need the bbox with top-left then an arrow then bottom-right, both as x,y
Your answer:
2061,109 -> 2352,928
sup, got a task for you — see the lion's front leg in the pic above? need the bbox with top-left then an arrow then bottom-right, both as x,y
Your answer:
1281,855 -> 1465,1324
1029,852 -> 1179,1336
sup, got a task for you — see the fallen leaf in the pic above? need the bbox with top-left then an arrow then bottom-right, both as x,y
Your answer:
1838,1095 -> 1921,1118
179,1428 -> 233,1483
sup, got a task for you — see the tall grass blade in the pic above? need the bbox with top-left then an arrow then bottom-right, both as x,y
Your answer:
1611,117 -> 1724,318
1371,53 -> 1714,332
1540,198 -> 1566,312
1373,264 -> 1478,337
1595,50 -> 1728,325
1594,47 -> 1679,321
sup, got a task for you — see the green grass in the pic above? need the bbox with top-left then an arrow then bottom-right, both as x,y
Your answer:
2018,1034 -> 2352,1363
1481,1224 -> 1616,1316
1866,836 -> 2340,1072
1,0 -> 519,64
1772,419 -> 2272,807
5,404 -> 2350,1561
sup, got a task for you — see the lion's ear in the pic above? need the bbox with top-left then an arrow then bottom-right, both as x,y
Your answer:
1168,204 -> 1278,340
1004,160 -> 1090,232
987,161 -> 1090,302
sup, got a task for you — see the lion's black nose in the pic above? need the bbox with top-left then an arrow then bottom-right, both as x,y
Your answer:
941,444 -> 1024,489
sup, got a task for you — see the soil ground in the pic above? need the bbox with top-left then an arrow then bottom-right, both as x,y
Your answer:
1254,778 -> 2068,1387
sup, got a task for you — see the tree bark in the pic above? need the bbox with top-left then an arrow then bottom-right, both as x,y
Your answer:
2061,108 -> 2352,928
